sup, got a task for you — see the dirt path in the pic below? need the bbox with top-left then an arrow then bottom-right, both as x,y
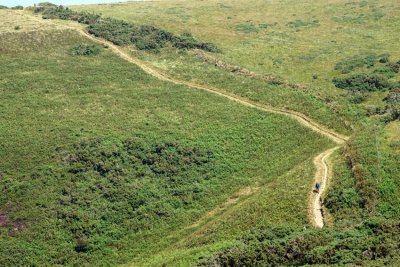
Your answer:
74,28 -> 348,228
28,14 -> 348,227
311,147 -> 340,228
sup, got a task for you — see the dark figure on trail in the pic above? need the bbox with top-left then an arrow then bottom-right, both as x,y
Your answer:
315,182 -> 321,193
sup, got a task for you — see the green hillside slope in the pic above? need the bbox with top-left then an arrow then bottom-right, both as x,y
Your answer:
0,15 -> 332,266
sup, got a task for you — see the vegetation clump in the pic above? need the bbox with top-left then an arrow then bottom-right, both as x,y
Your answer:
70,44 -> 101,56
388,60 -> 400,73
0,5 -> 23,9
383,89 -> 400,121
198,221 -> 400,266
332,73 -> 390,92
32,3 -> 219,52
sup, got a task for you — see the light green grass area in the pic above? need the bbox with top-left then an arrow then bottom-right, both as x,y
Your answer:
0,24 -> 333,265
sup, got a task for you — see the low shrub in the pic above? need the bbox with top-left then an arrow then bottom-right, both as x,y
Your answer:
378,53 -> 390,63
11,5 -> 23,10
373,66 -> 396,78
70,44 -> 101,56
33,3 -> 219,52
383,89 -> 400,121
198,221 -> 400,266
387,60 -> 400,73
332,73 -> 390,92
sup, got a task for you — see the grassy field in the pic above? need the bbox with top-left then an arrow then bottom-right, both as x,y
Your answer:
0,13 -> 333,266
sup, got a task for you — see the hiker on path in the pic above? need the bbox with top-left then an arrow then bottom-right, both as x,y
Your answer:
315,182 -> 321,193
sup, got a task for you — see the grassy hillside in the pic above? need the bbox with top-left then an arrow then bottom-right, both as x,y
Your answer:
0,0 -> 399,266
68,0 -> 400,266
73,0 -> 400,133
0,13 -> 333,266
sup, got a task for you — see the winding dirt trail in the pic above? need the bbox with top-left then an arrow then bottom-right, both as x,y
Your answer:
74,28 -> 348,228
28,14 -> 349,227
311,147 -> 340,227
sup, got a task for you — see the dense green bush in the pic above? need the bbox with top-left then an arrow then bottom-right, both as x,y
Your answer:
388,60 -> 400,73
70,44 -> 101,56
33,3 -> 219,52
198,221 -> 400,266
383,89 -> 400,121
21,136 -> 214,259
344,131 -> 380,211
88,19 -> 135,45
0,5 -> 23,9
11,5 -> 23,10
373,66 -> 397,78
332,73 -> 390,91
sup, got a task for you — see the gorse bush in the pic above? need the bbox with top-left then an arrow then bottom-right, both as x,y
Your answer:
70,44 -> 101,56
388,60 -> 400,73
54,136 -> 214,255
0,5 -> 23,9
332,73 -> 390,92
198,221 -> 400,266
373,66 -> 397,78
32,3 -> 219,52
383,89 -> 400,121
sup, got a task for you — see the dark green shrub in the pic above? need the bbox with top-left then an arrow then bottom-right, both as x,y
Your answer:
88,18 -> 134,45
332,73 -> 390,91
33,3 -> 219,52
198,221 -> 400,266
373,66 -> 396,78
378,53 -> 390,63
37,2 -> 58,7
11,5 -> 23,10
388,60 -> 400,73
70,44 -> 101,56
349,94 -> 365,104
14,26 -> 21,31
0,5 -> 8,9
383,89 -> 400,121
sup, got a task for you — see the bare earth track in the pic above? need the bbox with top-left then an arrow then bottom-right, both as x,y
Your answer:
29,13 -> 349,227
